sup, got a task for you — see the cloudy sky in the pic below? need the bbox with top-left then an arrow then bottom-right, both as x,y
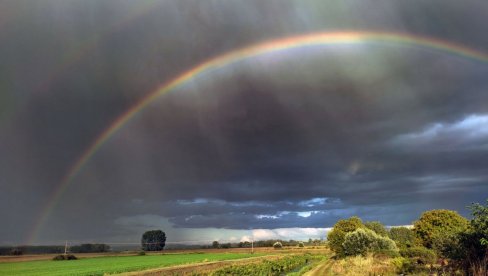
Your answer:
1,0 -> 488,245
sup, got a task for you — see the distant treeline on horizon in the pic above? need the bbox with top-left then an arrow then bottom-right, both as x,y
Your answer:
0,243 -> 110,255
0,239 -> 325,255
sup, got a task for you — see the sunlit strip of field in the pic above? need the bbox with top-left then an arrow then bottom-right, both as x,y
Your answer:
0,252 -> 262,276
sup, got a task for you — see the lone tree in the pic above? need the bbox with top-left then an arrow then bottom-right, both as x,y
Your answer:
141,230 -> 166,251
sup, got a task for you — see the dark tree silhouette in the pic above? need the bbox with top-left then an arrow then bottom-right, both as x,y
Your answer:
141,230 -> 166,251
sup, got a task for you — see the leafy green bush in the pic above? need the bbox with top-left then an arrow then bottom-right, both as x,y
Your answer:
389,227 -> 416,249
413,209 -> 468,254
400,246 -> 437,264
327,216 -> 364,256
297,242 -> 304,247
391,257 -> 416,274
273,242 -> 283,249
365,221 -> 388,237
342,228 -> 398,256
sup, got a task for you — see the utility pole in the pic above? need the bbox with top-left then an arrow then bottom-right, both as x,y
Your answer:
64,241 -> 68,255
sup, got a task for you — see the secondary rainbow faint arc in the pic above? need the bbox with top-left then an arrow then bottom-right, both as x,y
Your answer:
27,31 -> 488,244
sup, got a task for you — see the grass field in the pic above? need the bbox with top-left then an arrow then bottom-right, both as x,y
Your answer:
0,252 -> 262,276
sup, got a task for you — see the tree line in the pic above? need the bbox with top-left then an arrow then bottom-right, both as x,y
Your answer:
326,199 -> 488,275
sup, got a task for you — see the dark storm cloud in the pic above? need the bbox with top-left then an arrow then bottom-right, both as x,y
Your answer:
1,0 -> 488,244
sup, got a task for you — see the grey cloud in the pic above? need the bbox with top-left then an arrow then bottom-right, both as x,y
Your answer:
1,0 -> 488,244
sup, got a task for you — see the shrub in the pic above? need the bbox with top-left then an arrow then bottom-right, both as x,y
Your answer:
137,251 -> 146,256
413,209 -> 468,254
365,221 -> 388,237
452,200 -> 488,274
400,246 -> 437,264
9,248 -> 22,256
342,228 -> 398,256
389,227 -> 415,249
297,242 -> 304,247
327,216 -> 364,256
52,254 -> 77,261
391,257 -> 416,274
273,242 -> 283,249
52,255 -> 65,261
66,254 -> 77,260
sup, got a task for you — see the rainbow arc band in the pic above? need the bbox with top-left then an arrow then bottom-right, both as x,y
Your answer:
27,31 -> 488,244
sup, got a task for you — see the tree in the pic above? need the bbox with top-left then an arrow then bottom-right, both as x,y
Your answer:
454,200 -> 488,274
212,241 -> 220,249
365,221 -> 388,237
389,227 -> 415,249
468,200 -> 488,246
413,209 -> 468,255
327,216 -> 364,256
141,230 -> 166,251
273,242 -> 283,249
342,228 -> 398,256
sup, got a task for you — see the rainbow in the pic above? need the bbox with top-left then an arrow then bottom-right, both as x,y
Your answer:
27,30 -> 488,244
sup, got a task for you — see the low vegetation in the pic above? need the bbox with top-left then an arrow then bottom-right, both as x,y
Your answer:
2,199 -> 486,275
206,253 -> 323,275
273,242 -> 283,249
52,254 -> 78,261
325,199 -> 488,275
0,252 -> 259,276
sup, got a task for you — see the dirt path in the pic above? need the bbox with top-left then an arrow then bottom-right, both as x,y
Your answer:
118,254 -> 284,276
303,258 -> 333,276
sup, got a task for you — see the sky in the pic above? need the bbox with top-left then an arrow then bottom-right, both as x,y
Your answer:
1,0 -> 488,246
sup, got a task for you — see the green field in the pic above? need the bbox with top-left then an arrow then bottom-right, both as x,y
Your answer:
0,252 -> 261,276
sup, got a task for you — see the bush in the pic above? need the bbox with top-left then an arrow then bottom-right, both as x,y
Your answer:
273,242 -> 283,249
137,251 -> 146,256
413,209 -> 468,253
52,254 -> 77,261
9,248 -> 22,256
391,257 -> 416,274
389,227 -> 415,249
327,216 -> 364,256
400,246 -> 437,264
297,242 -> 304,247
365,221 -> 388,237
52,255 -> 65,261
66,254 -> 77,260
342,228 -> 398,256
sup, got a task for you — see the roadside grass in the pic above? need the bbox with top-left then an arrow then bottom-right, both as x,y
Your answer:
0,252 -> 261,276
326,254 -> 397,276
